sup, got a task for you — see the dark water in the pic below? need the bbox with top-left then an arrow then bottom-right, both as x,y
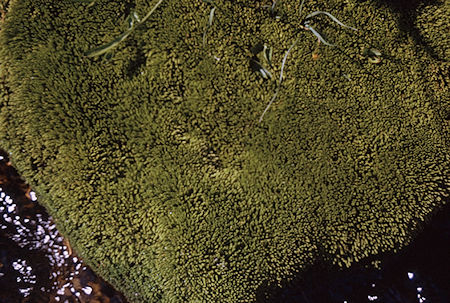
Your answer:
0,147 -> 449,303
0,150 -> 127,303
262,202 -> 450,303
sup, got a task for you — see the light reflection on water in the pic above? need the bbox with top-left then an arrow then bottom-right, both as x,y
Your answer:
0,154 -> 127,302
1,186 -> 92,301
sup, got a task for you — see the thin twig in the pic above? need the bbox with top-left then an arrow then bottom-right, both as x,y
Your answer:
141,0 -> 164,24
85,0 -> 164,57
259,38 -> 299,123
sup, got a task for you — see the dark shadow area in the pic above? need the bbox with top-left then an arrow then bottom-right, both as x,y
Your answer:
125,41 -> 147,79
256,197 -> 450,302
360,0 -> 445,61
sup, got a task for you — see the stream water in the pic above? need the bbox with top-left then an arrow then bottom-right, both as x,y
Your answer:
0,148 -> 449,302
0,150 -> 127,303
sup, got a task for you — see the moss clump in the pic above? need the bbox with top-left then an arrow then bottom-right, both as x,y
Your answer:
0,0 -> 448,302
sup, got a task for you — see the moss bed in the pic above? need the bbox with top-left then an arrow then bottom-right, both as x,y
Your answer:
0,0 -> 448,302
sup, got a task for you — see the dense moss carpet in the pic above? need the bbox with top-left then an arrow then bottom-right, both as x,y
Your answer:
0,0 -> 448,302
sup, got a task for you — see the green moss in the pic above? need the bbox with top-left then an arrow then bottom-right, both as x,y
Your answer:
0,0 -> 448,302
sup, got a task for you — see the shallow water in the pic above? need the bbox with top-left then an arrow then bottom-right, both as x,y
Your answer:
0,149 -> 449,302
0,151 -> 127,303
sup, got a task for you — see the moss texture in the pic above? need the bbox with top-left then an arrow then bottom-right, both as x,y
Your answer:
0,0 -> 448,302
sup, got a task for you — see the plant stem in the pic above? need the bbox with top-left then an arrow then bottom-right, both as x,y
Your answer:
141,0 -> 164,24
259,38 -> 299,123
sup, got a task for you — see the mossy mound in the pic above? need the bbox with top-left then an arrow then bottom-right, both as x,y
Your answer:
0,0 -> 448,302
